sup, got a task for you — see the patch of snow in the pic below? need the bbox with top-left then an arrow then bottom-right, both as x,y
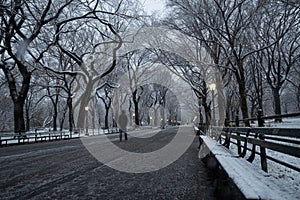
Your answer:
265,117 -> 300,128
229,140 -> 300,194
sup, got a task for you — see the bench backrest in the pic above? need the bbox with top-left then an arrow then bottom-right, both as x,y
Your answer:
219,127 -> 300,173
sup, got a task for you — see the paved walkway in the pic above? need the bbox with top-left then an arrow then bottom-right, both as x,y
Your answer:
0,126 -> 217,199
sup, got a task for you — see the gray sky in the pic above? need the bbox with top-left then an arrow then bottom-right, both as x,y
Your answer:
142,0 -> 166,15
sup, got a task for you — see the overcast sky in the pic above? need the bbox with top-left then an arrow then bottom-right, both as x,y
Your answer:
142,0 -> 166,16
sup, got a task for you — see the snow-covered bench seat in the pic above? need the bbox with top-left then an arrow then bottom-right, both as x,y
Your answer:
199,135 -> 296,200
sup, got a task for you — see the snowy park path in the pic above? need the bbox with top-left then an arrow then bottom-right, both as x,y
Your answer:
0,127 -> 217,199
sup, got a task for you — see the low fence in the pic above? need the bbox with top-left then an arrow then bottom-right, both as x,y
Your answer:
73,127 -> 120,136
0,130 -> 73,146
0,127 -> 122,146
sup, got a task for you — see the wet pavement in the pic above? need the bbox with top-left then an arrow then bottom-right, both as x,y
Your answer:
0,126 -> 217,200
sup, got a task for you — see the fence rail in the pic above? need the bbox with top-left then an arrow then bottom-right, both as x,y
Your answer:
0,127 -> 122,146
0,130 -> 75,146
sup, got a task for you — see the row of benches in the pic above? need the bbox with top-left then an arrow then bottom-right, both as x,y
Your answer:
197,126 -> 299,199
103,128 -> 120,135
0,131 -> 71,146
1,128 -> 122,146
73,128 -> 120,136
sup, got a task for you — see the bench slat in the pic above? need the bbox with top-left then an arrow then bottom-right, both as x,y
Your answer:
246,137 -> 300,158
200,136 -> 236,157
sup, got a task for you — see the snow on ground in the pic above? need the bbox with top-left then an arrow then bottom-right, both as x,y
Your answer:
1,124 -> 298,195
228,118 -> 300,193
265,117 -> 300,128
229,144 -> 300,192
0,127 -> 161,144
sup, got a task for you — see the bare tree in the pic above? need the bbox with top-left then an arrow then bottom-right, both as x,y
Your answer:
156,49 -> 213,130
166,0 -> 299,125
121,49 -> 156,126
0,0 -> 73,132
96,84 -> 114,129
53,0 -> 143,130
255,2 -> 300,120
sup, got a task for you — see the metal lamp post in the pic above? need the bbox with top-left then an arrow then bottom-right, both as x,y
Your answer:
209,83 -> 216,126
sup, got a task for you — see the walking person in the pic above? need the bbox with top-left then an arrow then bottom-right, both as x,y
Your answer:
118,110 -> 128,141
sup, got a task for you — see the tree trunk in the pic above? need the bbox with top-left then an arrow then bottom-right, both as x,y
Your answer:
60,118 -> 64,131
2,65 -> 31,133
238,78 -> 250,127
105,107 -> 109,129
25,105 -> 30,132
133,90 -> 140,126
59,106 -> 67,131
67,96 -> 74,132
272,87 -> 282,122
198,98 -> 204,124
14,99 -> 26,133
134,102 -> 139,125
53,106 -> 58,131
239,88 -> 250,126
77,83 -> 93,129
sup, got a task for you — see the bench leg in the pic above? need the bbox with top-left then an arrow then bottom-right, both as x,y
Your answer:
247,133 -> 258,163
259,134 -> 268,172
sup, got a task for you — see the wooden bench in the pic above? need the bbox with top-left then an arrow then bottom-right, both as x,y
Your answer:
218,127 -> 300,172
0,135 -> 30,146
34,134 -> 48,142
0,131 -> 71,146
49,131 -> 70,140
199,135 -> 297,199
0,137 -> 11,146
103,128 -> 120,135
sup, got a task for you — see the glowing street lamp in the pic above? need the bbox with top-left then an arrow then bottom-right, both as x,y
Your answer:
193,116 -> 197,122
209,83 -> 216,91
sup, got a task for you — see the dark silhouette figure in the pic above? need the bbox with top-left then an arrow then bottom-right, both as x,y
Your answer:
118,110 -> 128,141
